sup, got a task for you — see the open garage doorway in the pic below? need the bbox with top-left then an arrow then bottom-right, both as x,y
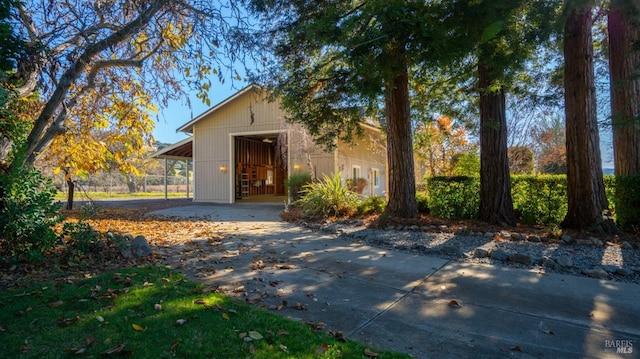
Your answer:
233,132 -> 287,202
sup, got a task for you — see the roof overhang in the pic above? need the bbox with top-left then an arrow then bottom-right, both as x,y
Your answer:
151,137 -> 192,160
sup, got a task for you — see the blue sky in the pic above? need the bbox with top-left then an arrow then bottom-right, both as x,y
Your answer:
153,82 -> 248,145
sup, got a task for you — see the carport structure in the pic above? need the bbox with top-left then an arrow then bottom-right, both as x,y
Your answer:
152,137 -> 193,199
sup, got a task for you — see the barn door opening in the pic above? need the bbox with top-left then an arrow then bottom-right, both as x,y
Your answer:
234,134 -> 286,201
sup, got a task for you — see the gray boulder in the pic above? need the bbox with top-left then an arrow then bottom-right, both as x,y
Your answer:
131,235 -> 152,257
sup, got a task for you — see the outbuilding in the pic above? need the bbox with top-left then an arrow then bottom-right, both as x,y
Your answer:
153,84 -> 387,203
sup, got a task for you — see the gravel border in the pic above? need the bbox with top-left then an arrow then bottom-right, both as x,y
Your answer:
298,220 -> 640,284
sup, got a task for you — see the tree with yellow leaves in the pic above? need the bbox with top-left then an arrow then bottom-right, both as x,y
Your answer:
7,0 -> 252,174
413,116 -> 471,178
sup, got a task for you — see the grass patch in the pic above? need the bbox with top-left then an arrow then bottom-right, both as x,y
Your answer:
55,192 -> 187,201
0,265 -> 409,358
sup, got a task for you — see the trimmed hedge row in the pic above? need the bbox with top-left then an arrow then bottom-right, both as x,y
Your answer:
425,174 -> 640,228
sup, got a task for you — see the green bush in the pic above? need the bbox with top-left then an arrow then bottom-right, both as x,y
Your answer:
613,175 -> 640,230
285,172 -> 312,201
0,165 -> 62,260
511,175 -> 568,225
297,173 -> 359,217
416,192 -> 429,214
426,176 -> 480,219
357,195 -> 386,215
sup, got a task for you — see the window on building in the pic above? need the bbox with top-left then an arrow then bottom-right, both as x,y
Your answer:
352,165 -> 361,180
371,168 -> 380,187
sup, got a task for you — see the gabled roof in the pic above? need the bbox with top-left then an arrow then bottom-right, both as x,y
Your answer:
176,83 -> 263,134
151,136 -> 193,159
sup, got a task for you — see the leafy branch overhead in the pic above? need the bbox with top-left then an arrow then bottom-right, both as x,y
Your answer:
8,0 -> 254,170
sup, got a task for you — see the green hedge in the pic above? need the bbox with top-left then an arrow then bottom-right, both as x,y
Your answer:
425,174 -> 625,227
510,175 -> 567,225
425,176 -> 480,219
613,175 -> 640,230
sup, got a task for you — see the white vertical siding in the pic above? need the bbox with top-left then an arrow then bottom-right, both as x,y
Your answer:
192,89 -> 285,202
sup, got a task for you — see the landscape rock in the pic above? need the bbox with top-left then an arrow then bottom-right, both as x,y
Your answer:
528,235 -> 541,242
508,253 -> 533,266
511,233 -> 526,241
588,237 -> 604,246
616,268 -> 633,276
542,258 -> 559,270
582,266 -> 609,279
490,249 -> 510,262
602,265 -> 620,274
556,255 -> 573,268
473,248 -> 489,258
454,228 -> 470,236
621,241 -> 634,250
560,235 -> 574,244
131,235 -> 152,257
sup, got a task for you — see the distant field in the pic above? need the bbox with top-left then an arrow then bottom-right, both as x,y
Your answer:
55,191 -> 189,201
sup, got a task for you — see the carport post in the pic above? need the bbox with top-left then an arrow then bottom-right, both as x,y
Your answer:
164,158 -> 168,200
186,159 -> 190,199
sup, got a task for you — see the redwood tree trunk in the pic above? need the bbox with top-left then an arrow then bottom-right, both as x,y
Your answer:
608,0 -> 640,228
477,62 -> 516,226
384,58 -> 418,219
562,3 -> 613,231
609,0 -> 640,175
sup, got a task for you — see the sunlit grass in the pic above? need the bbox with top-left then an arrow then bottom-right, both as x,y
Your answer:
0,266 -> 409,358
55,191 -> 188,200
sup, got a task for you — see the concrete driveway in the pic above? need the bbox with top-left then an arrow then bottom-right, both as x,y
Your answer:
149,202 -> 640,359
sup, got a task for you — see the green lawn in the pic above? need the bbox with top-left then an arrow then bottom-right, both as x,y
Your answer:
55,191 -> 188,201
0,266 -> 409,359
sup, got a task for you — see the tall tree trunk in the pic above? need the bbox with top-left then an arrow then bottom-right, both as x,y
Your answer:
608,0 -> 640,228
477,62 -> 516,226
562,3 -> 614,231
384,55 -> 418,219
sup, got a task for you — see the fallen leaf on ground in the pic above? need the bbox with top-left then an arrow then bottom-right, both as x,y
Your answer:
328,330 -> 346,342
542,329 -> 554,335
131,323 -> 145,331
47,300 -> 64,308
316,344 -> 330,355
307,321 -> 325,330
277,329 -> 289,336
176,319 -> 187,325
292,302 -> 307,310
364,348 -> 379,357
510,345 -> 524,352
248,331 -> 263,340
222,313 -> 230,320
276,300 -> 287,310
101,343 -> 126,355
448,300 -> 462,308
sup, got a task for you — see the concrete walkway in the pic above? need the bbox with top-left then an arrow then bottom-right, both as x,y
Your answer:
150,202 -> 640,359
